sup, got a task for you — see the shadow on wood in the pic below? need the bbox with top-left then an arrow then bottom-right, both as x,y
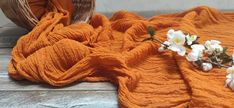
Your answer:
0,26 -> 28,48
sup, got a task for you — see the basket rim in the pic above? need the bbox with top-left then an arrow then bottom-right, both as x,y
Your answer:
1,0 -> 95,30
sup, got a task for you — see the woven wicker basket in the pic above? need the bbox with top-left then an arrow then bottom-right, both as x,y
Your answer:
0,0 -> 95,30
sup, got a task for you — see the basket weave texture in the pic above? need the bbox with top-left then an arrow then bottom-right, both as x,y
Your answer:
1,0 -> 95,30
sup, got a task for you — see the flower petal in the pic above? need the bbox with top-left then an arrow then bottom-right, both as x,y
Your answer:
186,35 -> 197,45
226,73 -> 233,79
226,78 -> 232,84
168,45 -> 180,52
227,66 -> 234,74
177,46 -> 186,56
167,29 -> 175,40
202,63 -> 213,71
229,81 -> 234,91
158,47 -> 165,52
168,29 -> 175,34
191,44 -> 205,51
210,40 -> 221,45
186,51 -> 200,61
163,41 -> 171,46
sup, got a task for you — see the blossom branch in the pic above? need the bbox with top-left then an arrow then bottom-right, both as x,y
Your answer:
152,39 -> 169,47
204,59 -> 231,68
143,26 -> 234,91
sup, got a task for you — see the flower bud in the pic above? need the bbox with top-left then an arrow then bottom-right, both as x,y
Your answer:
202,63 -> 213,72
158,47 -> 165,52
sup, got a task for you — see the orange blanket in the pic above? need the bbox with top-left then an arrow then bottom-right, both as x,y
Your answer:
8,0 -> 234,107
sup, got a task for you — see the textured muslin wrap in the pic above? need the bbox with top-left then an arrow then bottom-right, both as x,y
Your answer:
8,0 -> 234,107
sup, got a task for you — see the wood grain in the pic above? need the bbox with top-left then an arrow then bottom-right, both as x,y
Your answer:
0,48 -> 11,55
0,91 -> 118,108
0,26 -> 28,48
0,77 -> 116,91
0,54 -> 10,73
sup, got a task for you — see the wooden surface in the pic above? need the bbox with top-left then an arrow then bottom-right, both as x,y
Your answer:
1,1 -> 234,107
0,91 -> 117,108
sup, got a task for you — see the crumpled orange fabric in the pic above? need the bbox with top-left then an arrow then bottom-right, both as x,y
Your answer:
8,0 -> 234,107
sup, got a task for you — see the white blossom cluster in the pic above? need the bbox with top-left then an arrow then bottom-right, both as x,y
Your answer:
226,59 -> 234,91
156,29 -> 234,91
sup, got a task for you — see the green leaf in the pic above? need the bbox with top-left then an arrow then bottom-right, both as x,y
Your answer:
142,26 -> 156,42
191,37 -> 200,45
147,26 -> 155,37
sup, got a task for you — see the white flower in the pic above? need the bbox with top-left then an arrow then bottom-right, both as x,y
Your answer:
204,40 -> 223,55
186,44 -> 205,61
227,66 -> 234,74
191,44 -> 205,52
226,66 -> 234,91
167,29 -> 175,38
166,29 -> 186,56
186,35 -> 197,45
167,29 -> 186,45
202,62 -> 213,71
168,45 -> 186,56
163,41 -> 171,46
158,47 -> 165,52
158,41 -> 170,52
186,50 -> 200,61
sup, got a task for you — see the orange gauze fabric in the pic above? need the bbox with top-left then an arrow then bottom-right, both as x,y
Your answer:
29,0 -> 74,23
7,1 -> 234,107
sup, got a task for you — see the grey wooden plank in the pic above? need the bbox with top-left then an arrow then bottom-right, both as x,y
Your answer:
0,27 -> 28,48
0,91 -> 118,108
0,23 -> 18,28
0,77 -> 116,91
0,49 -> 12,74
0,26 -> 28,36
0,64 -> 8,74
0,48 -> 11,55
0,54 -> 10,73
0,35 -> 20,47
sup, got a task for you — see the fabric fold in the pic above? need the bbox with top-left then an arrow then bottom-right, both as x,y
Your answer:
8,2 -> 234,107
